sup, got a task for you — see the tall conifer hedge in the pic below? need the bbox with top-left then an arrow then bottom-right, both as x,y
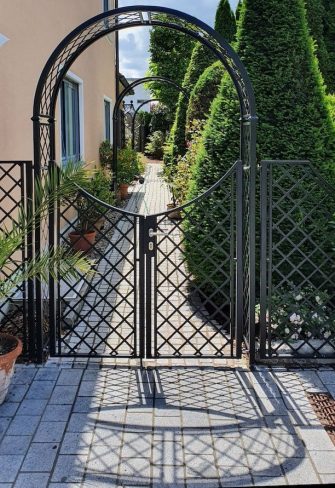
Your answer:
185,0 -> 335,306
165,0 -> 236,166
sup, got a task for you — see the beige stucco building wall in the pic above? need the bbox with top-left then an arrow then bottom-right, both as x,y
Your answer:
0,0 -> 116,165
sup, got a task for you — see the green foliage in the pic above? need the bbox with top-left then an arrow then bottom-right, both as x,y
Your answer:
78,169 -> 115,231
145,131 -> 165,160
326,94 -> 335,122
173,120 -> 204,205
117,146 -> 141,185
135,111 -> 152,152
322,0 -> 335,93
186,61 -> 225,137
259,285 -> 335,341
99,140 -> 113,169
0,162 -> 92,300
165,0 -> 236,167
185,0 -> 335,307
236,0 -> 243,23
150,104 -> 171,133
147,16 -> 195,112
215,0 -> 237,40
305,0 -> 335,93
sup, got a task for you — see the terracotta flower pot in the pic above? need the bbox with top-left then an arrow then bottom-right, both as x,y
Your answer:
119,184 -> 129,200
0,334 -> 22,405
69,230 -> 96,252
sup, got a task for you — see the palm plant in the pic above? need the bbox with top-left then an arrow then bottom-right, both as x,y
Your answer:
0,162 -> 93,300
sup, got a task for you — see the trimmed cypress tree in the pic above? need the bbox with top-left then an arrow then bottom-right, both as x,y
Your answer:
165,0 -> 236,166
305,0 -> 330,90
148,18 -> 195,113
322,0 -> 335,93
185,0 -> 335,308
186,61 -> 225,137
236,0 -> 243,23
215,0 -> 237,40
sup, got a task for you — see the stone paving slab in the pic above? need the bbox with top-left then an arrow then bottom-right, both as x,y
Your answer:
0,364 -> 335,486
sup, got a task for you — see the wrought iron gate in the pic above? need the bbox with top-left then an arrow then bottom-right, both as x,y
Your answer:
54,161 -> 245,359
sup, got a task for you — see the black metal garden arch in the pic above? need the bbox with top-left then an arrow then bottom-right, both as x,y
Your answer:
131,98 -> 160,150
32,5 -> 257,362
112,75 -> 189,186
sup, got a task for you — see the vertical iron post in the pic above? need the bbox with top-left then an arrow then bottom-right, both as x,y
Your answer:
259,161 -> 268,358
235,160 -> 244,357
248,115 -> 258,365
32,116 -> 44,363
25,161 -> 36,361
48,117 -> 57,357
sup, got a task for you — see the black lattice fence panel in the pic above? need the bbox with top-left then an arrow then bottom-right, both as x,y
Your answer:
259,160 -> 335,359
0,161 -> 34,358
55,190 -> 138,357
153,162 -> 242,358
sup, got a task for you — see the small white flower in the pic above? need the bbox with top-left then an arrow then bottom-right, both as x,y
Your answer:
316,296 -> 323,305
290,313 -> 298,323
285,328 -> 290,335
297,328 -> 302,333
292,333 -> 299,340
307,331 -> 312,337
272,323 -> 278,330
324,331 -> 332,339
312,313 -> 318,320
295,294 -> 303,301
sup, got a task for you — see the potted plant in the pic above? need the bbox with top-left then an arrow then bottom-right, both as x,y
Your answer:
0,334 -> 22,404
68,168 -> 116,251
0,162 -> 91,404
68,196 -> 102,252
117,146 -> 140,200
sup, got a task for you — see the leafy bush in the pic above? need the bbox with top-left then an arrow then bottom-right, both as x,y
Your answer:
145,131 -> 165,160
99,140 -> 113,169
117,147 -> 141,185
256,285 -> 335,342
186,61 -> 225,138
173,120 -> 204,205
78,169 -> 115,231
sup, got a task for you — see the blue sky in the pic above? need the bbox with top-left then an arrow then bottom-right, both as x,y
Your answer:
119,0 -> 239,77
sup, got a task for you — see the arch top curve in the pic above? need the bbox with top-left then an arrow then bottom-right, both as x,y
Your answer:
114,76 -> 189,121
33,5 -> 256,121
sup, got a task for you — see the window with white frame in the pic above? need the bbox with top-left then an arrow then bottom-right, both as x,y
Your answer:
104,98 -> 111,141
61,79 -> 80,164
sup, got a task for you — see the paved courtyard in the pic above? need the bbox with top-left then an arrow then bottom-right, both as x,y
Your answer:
1,362 -> 335,487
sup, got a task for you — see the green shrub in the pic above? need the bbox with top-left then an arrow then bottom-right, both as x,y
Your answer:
326,94 -> 335,122
306,0 -> 335,94
117,147 -> 140,184
166,0 -> 236,166
145,131 -> 165,160
186,61 -> 225,138
99,140 -> 113,169
173,120 -> 204,205
256,285 -> 335,342
78,168 -> 115,231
